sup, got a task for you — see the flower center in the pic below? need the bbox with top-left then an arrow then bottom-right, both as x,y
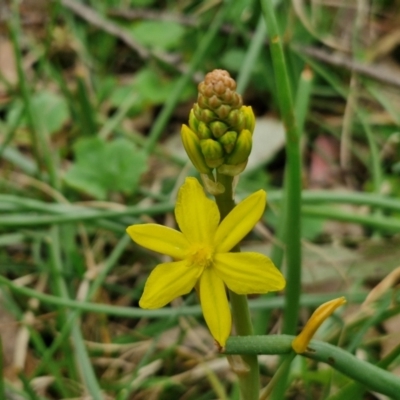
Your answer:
188,244 -> 214,269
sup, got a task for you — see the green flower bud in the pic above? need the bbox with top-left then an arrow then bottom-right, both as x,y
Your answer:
232,93 -> 243,108
181,125 -> 212,174
226,129 -> 252,165
200,139 -> 224,168
189,109 -> 199,134
197,94 -> 208,109
193,103 -> 202,121
197,121 -> 213,140
208,95 -> 221,109
209,121 -> 229,139
226,109 -> 240,127
215,104 -> 230,119
242,106 -> 255,134
219,131 -> 237,154
200,109 -> 217,124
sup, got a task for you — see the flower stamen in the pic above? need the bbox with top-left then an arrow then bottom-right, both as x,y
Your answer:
189,244 -> 214,269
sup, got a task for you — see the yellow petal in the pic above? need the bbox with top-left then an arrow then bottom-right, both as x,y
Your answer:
199,268 -> 231,348
214,252 -> 285,294
126,224 -> 189,259
175,177 -> 220,245
214,190 -> 266,253
292,297 -> 347,353
139,260 -> 202,309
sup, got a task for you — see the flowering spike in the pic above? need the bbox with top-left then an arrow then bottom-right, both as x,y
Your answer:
181,70 -> 255,179
292,297 -> 347,354
180,125 -> 212,174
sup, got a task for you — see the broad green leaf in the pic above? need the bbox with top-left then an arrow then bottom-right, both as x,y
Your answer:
7,91 -> 69,135
64,137 -> 147,199
130,21 -> 185,51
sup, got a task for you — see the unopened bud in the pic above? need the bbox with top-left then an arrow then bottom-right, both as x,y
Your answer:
208,95 -> 221,109
197,94 -> 208,109
197,122 -> 213,140
219,131 -> 237,154
226,129 -> 252,165
189,109 -> 199,133
200,109 -> 217,124
193,103 -> 202,121
226,109 -> 240,127
215,104 -> 230,119
181,125 -> 212,174
243,106 -> 255,134
209,121 -> 229,139
200,139 -> 224,168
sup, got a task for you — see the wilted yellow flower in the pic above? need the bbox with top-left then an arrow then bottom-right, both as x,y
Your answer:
292,297 -> 346,353
127,178 -> 285,347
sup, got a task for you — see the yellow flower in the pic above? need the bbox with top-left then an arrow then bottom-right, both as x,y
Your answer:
126,177 -> 285,347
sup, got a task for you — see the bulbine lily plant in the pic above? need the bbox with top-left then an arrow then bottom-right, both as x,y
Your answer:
127,71 -> 400,400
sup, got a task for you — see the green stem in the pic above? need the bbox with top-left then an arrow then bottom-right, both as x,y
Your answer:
32,234 -> 131,378
225,335 -> 400,399
0,274 -> 369,318
328,341 -> 400,400
260,0 -> 302,337
260,2 -> 303,397
236,16 -> 267,95
259,352 -> 296,400
9,1 -> 59,189
215,173 -> 259,400
301,205 -> 400,233
48,226 -> 103,399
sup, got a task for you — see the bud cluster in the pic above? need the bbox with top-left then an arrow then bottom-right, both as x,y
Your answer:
181,69 -> 255,178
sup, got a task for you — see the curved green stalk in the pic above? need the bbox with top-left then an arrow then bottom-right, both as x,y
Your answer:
2,195 -> 400,233
301,205 -> 400,233
3,190 -> 400,228
215,173 -> 259,400
225,335 -> 400,399
328,342 -> 400,400
0,202 -> 173,226
0,274 -> 368,318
